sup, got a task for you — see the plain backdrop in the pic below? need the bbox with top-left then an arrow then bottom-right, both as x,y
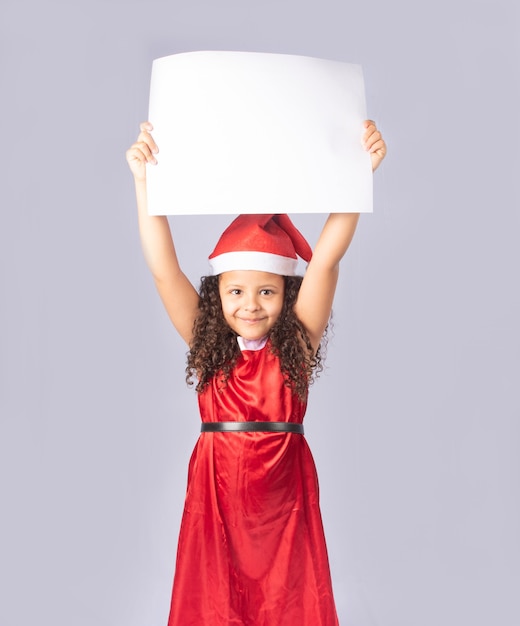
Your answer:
1,1 -> 518,625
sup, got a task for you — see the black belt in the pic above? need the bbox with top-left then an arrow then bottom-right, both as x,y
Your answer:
201,422 -> 304,434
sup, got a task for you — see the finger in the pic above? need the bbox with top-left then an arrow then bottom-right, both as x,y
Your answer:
136,140 -> 158,163
128,141 -> 157,164
369,138 -> 386,155
363,119 -> 376,136
137,131 -> 159,155
362,121 -> 378,145
364,129 -> 382,151
125,147 -> 146,166
138,131 -> 159,155
139,121 -> 153,133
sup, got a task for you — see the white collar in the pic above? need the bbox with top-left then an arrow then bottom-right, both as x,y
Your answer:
237,335 -> 268,351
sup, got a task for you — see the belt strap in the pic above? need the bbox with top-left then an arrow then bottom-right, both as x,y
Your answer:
201,421 -> 304,434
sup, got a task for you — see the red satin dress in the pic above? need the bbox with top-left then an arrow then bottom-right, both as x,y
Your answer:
167,339 -> 339,626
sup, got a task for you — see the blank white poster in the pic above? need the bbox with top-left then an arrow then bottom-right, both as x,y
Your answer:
147,51 -> 372,215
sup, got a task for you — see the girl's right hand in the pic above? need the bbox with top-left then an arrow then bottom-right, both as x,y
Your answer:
125,121 -> 159,181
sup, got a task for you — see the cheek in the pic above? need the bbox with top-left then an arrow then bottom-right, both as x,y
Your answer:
272,299 -> 284,318
220,303 -> 230,317
220,301 -> 235,319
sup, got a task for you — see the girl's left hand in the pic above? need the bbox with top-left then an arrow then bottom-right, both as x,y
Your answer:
363,120 -> 387,171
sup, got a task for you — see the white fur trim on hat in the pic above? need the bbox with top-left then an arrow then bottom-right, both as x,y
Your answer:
209,251 -> 298,276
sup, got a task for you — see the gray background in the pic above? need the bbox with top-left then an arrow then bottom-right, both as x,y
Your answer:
1,1 -> 518,625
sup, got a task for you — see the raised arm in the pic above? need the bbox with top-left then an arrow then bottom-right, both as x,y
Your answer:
126,122 -> 200,344
294,120 -> 387,352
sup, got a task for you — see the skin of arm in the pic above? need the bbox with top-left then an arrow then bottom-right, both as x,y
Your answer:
127,124 -> 199,344
294,120 -> 387,353
294,212 -> 360,352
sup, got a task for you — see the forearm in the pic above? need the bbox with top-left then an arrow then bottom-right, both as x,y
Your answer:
294,212 -> 359,347
134,178 -> 182,282
311,213 -> 360,270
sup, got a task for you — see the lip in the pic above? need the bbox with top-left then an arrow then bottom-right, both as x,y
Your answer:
237,317 -> 265,324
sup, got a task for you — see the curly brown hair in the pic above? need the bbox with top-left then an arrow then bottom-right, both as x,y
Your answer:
186,275 -> 326,399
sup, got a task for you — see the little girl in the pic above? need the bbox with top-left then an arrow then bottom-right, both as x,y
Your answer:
126,120 -> 386,626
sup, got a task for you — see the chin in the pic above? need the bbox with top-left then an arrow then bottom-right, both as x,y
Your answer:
240,327 -> 269,340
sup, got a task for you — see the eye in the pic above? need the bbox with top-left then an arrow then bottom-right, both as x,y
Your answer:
260,289 -> 273,296
230,289 -> 242,295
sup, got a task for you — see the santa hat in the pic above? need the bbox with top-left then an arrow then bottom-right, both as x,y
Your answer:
208,214 -> 312,276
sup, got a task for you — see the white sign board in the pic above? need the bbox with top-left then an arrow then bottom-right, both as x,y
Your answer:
147,51 -> 372,215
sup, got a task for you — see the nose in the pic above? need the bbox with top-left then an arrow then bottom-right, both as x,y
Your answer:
244,293 -> 260,312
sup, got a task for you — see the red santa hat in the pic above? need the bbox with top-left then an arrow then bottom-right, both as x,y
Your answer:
208,214 -> 313,276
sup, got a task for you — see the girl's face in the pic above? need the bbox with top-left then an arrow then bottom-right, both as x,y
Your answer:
218,270 -> 285,341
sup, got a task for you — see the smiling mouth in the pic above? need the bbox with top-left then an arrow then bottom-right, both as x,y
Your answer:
238,317 -> 265,323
